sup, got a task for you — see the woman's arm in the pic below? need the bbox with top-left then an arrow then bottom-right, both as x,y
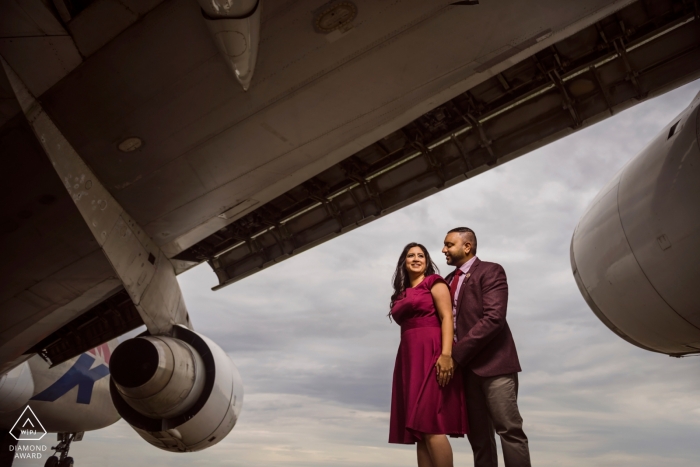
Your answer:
431,281 -> 455,387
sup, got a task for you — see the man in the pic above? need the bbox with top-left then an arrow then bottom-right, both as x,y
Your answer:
441,227 -> 531,467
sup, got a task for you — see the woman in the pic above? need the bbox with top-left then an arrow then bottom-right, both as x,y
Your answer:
389,243 -> 468,467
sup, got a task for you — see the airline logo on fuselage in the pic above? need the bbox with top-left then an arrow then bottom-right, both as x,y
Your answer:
30,344 -> 111,405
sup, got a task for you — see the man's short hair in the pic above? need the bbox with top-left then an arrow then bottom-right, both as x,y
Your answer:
448,227 -> 477,254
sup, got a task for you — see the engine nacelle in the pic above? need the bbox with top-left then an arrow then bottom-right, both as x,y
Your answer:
109,326 -> 243,452
0,361 -> 33,413
571,91 -> 700,356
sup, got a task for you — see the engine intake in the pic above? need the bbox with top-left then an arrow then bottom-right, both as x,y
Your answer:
110,336 -> 205,419
109,326 -> 243,452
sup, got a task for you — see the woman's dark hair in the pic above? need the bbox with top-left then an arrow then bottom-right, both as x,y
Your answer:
390,242 -> 439,311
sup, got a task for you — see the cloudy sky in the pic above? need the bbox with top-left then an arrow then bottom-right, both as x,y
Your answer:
17,81 -> 700,467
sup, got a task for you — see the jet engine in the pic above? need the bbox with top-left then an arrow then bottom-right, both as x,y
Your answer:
570,91 -> 700,356
0,361 -> 33,413
109,326 -> 243,452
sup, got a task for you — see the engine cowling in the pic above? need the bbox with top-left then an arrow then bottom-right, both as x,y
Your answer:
0,361 -> 33,413
109,326 -> 243,452
570,91 -> 700,356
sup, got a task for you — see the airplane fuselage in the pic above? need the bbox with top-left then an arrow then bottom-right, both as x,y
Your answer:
0,344 -> 119,434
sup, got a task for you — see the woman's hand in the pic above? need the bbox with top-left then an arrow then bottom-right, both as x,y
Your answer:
435,354 -> 454,387
431,281 -> 455,387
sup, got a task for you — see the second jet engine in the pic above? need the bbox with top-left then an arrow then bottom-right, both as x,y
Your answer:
571,91 -> 700,356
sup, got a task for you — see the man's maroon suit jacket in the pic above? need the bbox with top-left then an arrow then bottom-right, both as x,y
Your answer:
445,258 -> 522,377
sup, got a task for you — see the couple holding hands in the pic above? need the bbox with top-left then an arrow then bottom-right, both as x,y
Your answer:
388,227 -> 531,467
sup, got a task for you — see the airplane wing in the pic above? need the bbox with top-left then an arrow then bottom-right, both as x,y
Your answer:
2,0 -> 700,375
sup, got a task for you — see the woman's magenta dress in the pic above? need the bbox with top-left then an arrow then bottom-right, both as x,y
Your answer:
389,274 -> 468,444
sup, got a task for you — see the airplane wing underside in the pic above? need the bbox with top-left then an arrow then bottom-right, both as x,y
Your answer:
189,7 -> 700,290
1,0 -> 700,373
